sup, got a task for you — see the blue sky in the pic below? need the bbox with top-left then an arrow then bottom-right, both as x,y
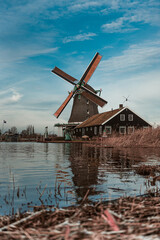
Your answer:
0,0 -> 160,133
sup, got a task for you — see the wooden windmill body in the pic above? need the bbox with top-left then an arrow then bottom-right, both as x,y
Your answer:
68,84 -> 99,124
52,53 -> 107,136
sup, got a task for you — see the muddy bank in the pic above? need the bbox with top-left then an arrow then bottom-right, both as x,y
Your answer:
0,190 -> 160,240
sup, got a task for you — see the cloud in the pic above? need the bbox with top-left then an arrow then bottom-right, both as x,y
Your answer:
10,90 -> 23,102
100,40 -> 160,74
0,88 -> 23,105
0,47 -> 58,64
63,33 -> 97,43
101,17 -> 137,33
68,1 -> 103,12
101,1 -> 160,33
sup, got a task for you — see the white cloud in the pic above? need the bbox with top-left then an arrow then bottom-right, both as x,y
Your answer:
0,88 -> 23,105
100,40 -> 160,74
101,1 -> 160,33
0,47 -> 58,64
63,33 -> 97,43
68,1 -> 103,11
101,17 -> 136,33
10,90 -> 23,102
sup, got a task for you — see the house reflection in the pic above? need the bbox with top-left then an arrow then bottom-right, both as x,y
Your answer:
66,144 -> 160,201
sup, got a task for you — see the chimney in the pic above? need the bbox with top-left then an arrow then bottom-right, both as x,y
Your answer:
119,104 -> 123,109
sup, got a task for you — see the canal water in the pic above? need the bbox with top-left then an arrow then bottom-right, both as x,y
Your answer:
0,142 -> 160,215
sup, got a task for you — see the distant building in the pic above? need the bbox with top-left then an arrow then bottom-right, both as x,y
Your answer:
4,133 -> 20,142
74,104 -> 152,138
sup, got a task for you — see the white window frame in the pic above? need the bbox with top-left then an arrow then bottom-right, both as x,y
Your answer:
94,126 -> 97,135
99,126 -> 102,135
128,114 -> 133,121
128,126 -> 134,134
120,114 -> 125,121
119,126 -> 126,134
105,126 -> 112,134
143,126 -> 149,130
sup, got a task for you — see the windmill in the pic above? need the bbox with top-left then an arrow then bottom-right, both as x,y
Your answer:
52,52 -> 107,122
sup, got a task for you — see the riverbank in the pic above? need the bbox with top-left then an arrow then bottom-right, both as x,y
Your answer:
0,190 -> 160,239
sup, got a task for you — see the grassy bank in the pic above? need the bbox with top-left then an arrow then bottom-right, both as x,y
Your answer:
99,127 -> 160,148
0,190 -> 160,239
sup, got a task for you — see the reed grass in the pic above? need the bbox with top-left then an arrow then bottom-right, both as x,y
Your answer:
0,190 -> 160,240
100,127 -> 160,148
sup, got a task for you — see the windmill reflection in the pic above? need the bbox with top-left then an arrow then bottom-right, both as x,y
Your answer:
69,144 -> 101,200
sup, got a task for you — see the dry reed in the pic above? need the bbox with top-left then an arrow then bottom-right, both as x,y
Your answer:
97,127 -> 160,148
0,191 -> 159,239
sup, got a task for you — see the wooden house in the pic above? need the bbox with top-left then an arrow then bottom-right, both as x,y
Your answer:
74,104 -> 152,138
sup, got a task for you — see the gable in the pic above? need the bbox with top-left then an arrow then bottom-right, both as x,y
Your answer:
102,107 -> 152,127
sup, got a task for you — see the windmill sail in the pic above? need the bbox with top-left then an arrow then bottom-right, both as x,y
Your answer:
52,52 -> 107,118
54,91 -> 74,118
81,88 -> 107,107
79,52 -> 102,85
52,67 -> 77,84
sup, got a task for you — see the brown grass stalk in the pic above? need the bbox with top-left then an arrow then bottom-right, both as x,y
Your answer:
100,127 -> 160,148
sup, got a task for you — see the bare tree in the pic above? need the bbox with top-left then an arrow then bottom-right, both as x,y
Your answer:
10,126 -> 18,134
26,125 -> 34,135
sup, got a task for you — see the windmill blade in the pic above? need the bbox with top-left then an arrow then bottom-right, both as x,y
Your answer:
52,67 -> 77,85
81,86 -> 107,107
54,91 -> 74,118
80,52 -> 102,85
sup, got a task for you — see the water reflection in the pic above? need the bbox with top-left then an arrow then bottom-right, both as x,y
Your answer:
0,142 -> 160,215
69,144 -> 100,199
67,144 -> 160,202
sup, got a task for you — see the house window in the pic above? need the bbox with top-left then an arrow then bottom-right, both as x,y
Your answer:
105,126 -> 112,134
128,126 -> 134,134
128,114 -> 133,121
90,127 -> 92,131
120,114 -> 125,121
94,126 -> 97,135
86,127 -> 88,131
99,126 -> 102,135
76,129 -> 78,132
79,129 -> 81,132
82,128 -> 85,135
119,126 -> 126,134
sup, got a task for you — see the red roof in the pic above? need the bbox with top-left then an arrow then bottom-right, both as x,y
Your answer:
76,107 -> 124,128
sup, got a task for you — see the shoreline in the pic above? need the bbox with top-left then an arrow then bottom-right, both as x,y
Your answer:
1,139 -> 160,148
0,191 -> 159,239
